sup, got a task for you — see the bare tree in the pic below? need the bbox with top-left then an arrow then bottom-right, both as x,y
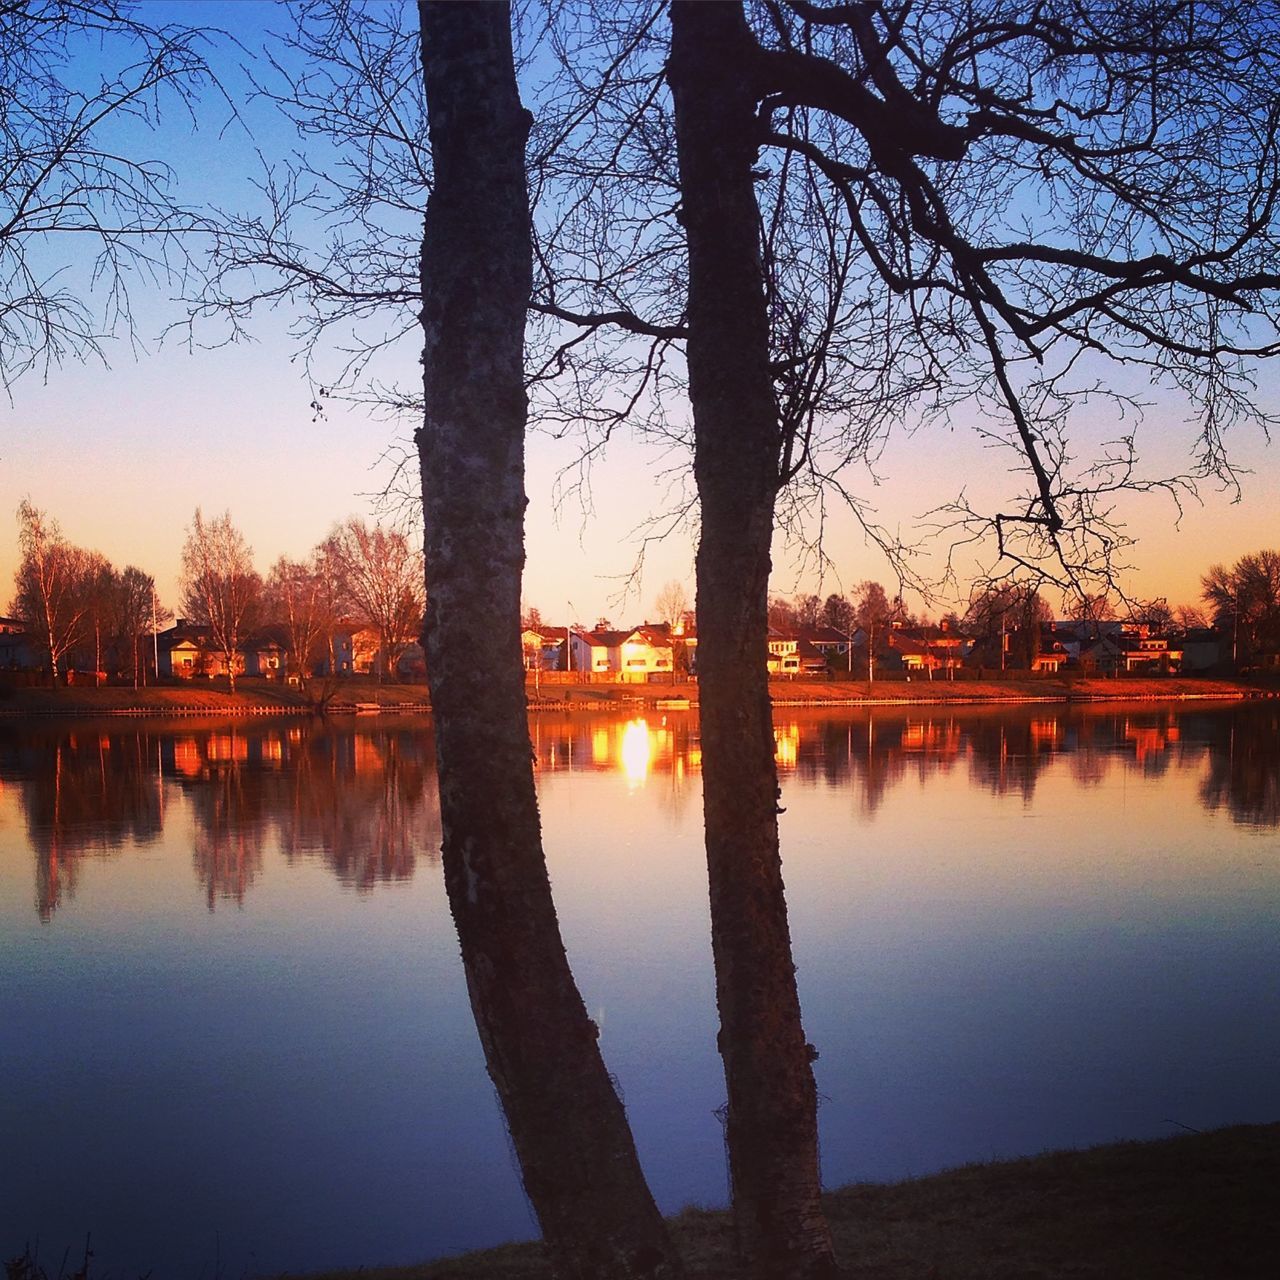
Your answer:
669,6 -> 836,1274
853,580 -> 901,682
188,4 -> 1280,1274
0,1 -> 220,388
80,552 -> 116,686
416,4 -> 682,1275
1203,550 -> 1280,668
323,518 -> 424,681
265,552 -> 340,689
180,509 -> 261,693
10,500 -> 93,685
653,579 -> 690,628
819,592 -> 854,635
965,582 -> 1051,669
1174,603 -> 1209,631
115,565 -> 166,688
1127,597 -> 1176,635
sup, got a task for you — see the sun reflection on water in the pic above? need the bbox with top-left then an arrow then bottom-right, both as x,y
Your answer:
620,719 -> 653,786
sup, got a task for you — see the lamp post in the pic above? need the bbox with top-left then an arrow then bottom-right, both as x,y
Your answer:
152,587 -> 160,686
567,600 -> 583,678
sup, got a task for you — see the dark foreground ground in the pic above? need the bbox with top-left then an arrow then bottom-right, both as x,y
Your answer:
292,1123 -> 1278,1280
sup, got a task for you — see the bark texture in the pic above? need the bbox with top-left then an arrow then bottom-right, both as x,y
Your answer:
668,3 -> 837,1277
416,5 -> 681,1277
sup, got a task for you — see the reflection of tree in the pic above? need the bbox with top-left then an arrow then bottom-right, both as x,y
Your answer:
188,741 -> 269,911
275,726 -> 441,888
1,728 -> 163,920
1200,706 -> 1280,828
965,715 -> 1059,803
175,723 -> 443,903
758,706 -> 1243,810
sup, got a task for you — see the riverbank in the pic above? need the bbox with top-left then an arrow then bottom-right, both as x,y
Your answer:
0,674 -> 1271,718
295,1123 -> 1277,1279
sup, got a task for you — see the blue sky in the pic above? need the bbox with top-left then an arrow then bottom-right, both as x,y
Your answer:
2,0 -> 1276,624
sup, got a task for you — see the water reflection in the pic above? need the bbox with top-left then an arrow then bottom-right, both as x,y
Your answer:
1200,703 -> 1280,826
0,729 -> 164,918
4,702 -> 1277,1277
4,702 -> 1277,920
1,720 -> 441,917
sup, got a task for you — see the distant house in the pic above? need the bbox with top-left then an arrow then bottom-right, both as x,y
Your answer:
157,621 -> 216,678
157,620 -> 273,680
569,627 -> 621,674
887,620 -> 973,673
522,626 -> 568,672
242,626 -> 288,679
1030,643 -> 1068,674
1076,633 -> 1125,674
767,628 -> 830,676
0,617 -> 39,672
1180,628 -> 1224,673
1123,634 -> 1183,674
804,626 -> 852,661
568,623 -> 674,680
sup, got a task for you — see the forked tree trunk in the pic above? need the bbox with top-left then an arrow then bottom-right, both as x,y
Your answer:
669,4 -> 837,1276
416,5 -> 682,1277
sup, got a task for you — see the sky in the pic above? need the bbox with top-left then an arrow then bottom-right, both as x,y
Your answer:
2,1 -> 1277,627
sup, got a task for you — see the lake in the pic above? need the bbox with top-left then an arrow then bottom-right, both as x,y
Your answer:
2,703 -> 1277,1276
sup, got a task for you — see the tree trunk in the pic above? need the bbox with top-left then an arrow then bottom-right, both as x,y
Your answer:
416,5 -> 682,1277
669,4 -> 836,1277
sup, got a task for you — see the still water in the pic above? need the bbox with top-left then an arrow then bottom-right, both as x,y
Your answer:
2,704 -> 1277,1275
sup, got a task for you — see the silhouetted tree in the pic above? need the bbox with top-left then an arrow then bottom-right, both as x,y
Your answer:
820,592 -> 854,635
0,1 -> 217,387
1128,597 -> 1176,635
416,4 -> 681,1276
114,565 -> 166,688
1202,550 -> 1280,668
670,5 -> 836,1273
854,580 -> 900,682
965,583 -> 1051,669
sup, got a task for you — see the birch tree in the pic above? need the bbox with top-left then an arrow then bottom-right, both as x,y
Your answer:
323,518 -> 424,680
180,509 -> 261,693
11,500 -> 93,686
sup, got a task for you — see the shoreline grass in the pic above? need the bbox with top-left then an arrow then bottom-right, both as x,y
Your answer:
289,1122 -> 1278,1280
0,674 -> 1272,719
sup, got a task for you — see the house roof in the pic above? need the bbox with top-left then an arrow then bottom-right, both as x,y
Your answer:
804,626 -> 849,645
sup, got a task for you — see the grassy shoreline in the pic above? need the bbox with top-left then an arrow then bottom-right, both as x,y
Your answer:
0,674 -> 1271,718
288,1123 -> 1278,1279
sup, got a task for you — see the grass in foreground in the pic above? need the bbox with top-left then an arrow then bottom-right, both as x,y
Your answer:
296,1123 -> 1278,1279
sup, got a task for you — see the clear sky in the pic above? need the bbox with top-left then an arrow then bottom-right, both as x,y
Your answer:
2,2 -> 1276,626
